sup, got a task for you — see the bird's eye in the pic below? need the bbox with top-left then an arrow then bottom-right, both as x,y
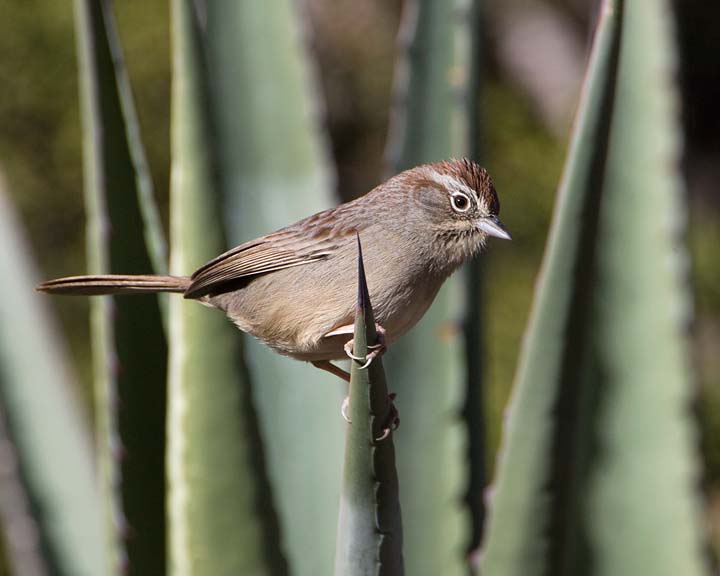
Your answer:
451,192 -> 471,213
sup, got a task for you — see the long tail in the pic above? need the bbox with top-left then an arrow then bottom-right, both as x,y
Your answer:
36,274 -> 190,296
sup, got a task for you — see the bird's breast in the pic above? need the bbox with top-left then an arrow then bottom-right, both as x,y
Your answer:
369,275 -> 444,344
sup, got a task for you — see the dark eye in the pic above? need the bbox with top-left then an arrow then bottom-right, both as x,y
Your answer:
451,192 -> 471,213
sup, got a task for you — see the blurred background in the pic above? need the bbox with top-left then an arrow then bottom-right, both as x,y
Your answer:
0,0 -> 718,562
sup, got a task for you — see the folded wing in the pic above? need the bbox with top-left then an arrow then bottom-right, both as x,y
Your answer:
184,209 -> 357,299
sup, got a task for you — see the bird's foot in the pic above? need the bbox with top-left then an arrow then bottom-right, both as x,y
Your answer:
344,324 -> 387,368
374,392 -> 400,442
340,392 -> 399,441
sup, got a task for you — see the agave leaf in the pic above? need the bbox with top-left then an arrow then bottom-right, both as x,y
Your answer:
167,1 -> 285,574
205,3 -> 342,574
478,1 -> 623,570
334,237 -> 403,576
480,1 -> 707,574
74,0 -> 168,572
0,174 -> 104,576
588,1 -> 706,573
383,0 -> 473,573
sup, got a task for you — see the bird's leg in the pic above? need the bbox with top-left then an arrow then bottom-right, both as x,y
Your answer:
311,360 -> 350,382
375,392 -> 400,442
343,323 -> 387,369
315,324 -> 389,425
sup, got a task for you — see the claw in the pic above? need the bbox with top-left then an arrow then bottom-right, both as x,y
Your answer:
375,392 -> 400,442
344,323 -> 388,368
341,396 -> 351,423
343,393 -> 400,437
368,324 -> 387,352
344,339 -> 365,362
358,347 -> 385,369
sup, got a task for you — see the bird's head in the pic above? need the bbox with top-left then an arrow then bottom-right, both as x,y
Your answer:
387,159 -> 510,271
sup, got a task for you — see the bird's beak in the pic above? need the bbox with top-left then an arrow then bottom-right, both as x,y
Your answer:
477,216 -> 512,240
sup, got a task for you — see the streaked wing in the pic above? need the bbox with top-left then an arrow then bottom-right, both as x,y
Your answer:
185,208 -> 357,298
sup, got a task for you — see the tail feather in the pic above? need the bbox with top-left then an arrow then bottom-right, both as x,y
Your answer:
36,274 -> 190,296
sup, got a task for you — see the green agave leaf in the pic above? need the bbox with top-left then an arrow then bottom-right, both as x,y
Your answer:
383,0 -> 475,573
205,2 -> 342,575
0,174 -> 104,576
334,238 -> 403,576
73,0 -> 168,572
167,1 -> 285,574
480,1 -> 707,574
478,3 -> 623,572
589,1 -> 705,573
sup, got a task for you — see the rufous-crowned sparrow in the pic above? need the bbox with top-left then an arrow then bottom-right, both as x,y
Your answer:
38,159 -> 510,380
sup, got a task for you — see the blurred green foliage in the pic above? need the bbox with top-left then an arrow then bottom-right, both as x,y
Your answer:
0,0 -> 90,394
483,81 -> 565,465
692,201 -> 720,489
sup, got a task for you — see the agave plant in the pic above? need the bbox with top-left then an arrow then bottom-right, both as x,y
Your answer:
334,238 -> 403,576
480,1 -> 708,575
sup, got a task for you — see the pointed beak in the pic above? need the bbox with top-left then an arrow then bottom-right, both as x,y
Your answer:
477,216 -> 512,240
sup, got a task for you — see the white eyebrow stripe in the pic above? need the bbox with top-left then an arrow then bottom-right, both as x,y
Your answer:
425,169 -> 478,201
